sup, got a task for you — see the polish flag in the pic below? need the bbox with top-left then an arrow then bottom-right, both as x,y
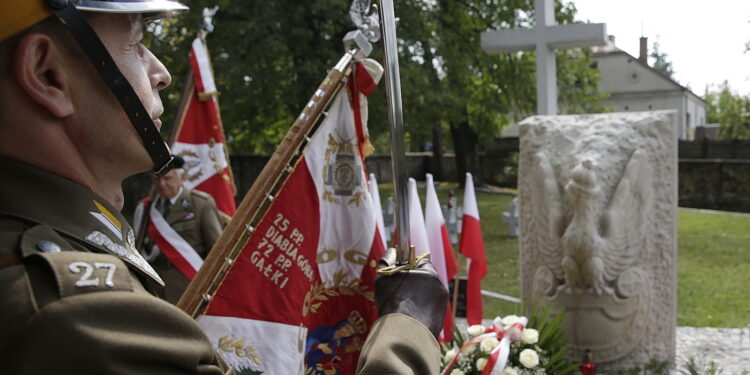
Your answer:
407,178 -> 430,256
196,60 -> 384,374
369,173 -> 387,250
171,36 -> 236,218
424,173 -> 458,341
459,173 -> 487,325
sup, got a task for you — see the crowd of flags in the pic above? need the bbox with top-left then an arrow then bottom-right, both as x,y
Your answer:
163,28 -> 489,374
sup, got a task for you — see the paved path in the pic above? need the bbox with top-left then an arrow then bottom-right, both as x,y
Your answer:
676,326 -> 750,374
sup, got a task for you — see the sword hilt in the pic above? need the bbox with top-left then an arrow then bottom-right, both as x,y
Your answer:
377,245 -> 431,275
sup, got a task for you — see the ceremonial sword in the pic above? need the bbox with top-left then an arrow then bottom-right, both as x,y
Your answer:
376,0 -> 425,272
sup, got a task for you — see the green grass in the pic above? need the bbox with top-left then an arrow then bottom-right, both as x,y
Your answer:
677,209 -> 750,327
377,182 -> 750,328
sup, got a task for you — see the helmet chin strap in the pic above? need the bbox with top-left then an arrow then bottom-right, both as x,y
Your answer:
45,0 -> 174,176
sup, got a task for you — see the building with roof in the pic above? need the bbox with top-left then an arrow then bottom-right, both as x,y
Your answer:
591,36 -> 707,140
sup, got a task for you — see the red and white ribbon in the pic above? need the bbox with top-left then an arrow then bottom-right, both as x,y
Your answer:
441,317 -> 527,375
147,202 -> 204,279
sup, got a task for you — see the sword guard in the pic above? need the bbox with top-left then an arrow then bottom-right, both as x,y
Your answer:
377,245 -> 430,276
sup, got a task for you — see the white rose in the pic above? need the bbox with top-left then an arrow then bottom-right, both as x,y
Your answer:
502,368 -> 519,375
480,337 -> 500,353
444,348 -> 458,363
476,358 -> 488,371
519,348 -> 540,368
450,369 -> 465,375
467,324 -> 486,336
462,344 -> 477,355
501,315 -> 521,327
521,328 -> 539,344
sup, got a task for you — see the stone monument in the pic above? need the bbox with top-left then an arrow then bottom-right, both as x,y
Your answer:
518,111 -> 677,370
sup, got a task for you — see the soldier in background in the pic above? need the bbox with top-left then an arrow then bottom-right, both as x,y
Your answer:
134,155 -> 224,303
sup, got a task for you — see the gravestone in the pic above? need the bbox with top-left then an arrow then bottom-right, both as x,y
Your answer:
518,111 -> 678,371
502,197 -> 520,238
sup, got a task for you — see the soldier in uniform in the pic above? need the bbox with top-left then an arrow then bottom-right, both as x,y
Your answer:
134,155 -> 224,303
0,0 -> 447,373
0,0 -> 232,372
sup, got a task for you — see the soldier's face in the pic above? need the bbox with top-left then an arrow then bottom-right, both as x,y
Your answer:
76,14 -> 171,173
154,168 -> 185,199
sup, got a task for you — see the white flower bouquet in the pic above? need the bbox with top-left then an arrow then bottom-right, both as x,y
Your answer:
440,309 -> 577,375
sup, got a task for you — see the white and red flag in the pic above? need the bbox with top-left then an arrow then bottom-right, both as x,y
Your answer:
459,172 -> 487,326
196,59 -> 385,375
424,173 -> 458,342
171,36 -> 236,218
368,173 -> 387,250
407,178 -> 430,256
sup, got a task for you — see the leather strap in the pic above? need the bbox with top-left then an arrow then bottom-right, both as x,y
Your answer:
0,254 -> 20,269
45,0 -> 174,176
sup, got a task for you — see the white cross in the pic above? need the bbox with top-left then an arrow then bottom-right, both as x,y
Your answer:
480,0 -> 607,115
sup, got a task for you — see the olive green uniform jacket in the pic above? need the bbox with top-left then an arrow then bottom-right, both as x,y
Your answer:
136,188 -> 224,304
0,158 -> 438,374
0,157 -> 232,374
357,313 -> 442,375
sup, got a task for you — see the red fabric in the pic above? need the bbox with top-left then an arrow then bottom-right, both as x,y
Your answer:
194,173 -> 236,218
177,78 -> 225,145
206,160 -> 320,324
440,224 -> 458,280
439,224 -> 457,342
347,62 -> 377,161
174,45 -> 236,217
441,303 -> 454,342
147,220 -> 197,280
205,159 -> 384,374
459,215 -> 487,325
189,47 -> 208,95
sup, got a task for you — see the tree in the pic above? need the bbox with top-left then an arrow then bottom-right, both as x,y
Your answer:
146,0 -> 357,154
705,81 -> 750,140
393,0 -> 608,183
650,40 -> 674,78
146,0 -> 607,183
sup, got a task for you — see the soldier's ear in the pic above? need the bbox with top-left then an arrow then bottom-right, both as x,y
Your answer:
13,33 -> 74,118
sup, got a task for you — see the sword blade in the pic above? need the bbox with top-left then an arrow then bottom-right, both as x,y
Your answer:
377,0 -> 409,264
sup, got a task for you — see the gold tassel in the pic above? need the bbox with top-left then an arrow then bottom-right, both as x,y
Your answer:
363,138 -> 375,157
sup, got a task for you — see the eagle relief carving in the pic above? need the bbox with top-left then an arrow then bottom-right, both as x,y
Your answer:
528,148 -> 654,363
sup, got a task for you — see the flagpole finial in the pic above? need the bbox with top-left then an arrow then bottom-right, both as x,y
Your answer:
350,0 -> 380,43
201,6 -> 219,34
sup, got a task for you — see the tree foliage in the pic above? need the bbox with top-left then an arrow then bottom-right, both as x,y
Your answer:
705,81 -> 750,140
649,40 -> 674,78
146,0 -> 607,180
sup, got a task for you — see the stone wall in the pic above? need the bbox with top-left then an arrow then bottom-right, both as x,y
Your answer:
122,139 -> 750,219
679,159 -> 750,212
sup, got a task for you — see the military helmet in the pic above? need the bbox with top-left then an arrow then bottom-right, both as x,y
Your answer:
1,0 -> 188,176
2,0 -> 188,42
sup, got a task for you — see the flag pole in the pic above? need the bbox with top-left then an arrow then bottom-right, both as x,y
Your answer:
177,35 -> 372,318
452,259 -> 460,322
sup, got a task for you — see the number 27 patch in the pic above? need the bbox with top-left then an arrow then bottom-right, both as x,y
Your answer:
68,261 -> 118,288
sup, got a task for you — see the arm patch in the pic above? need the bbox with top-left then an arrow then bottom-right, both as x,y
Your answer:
27,252 -> 134,300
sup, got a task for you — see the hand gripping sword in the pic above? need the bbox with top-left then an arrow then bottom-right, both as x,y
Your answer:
375,0 -> 429,275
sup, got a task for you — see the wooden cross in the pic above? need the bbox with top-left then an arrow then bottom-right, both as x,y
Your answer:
481,0 -> 607,115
